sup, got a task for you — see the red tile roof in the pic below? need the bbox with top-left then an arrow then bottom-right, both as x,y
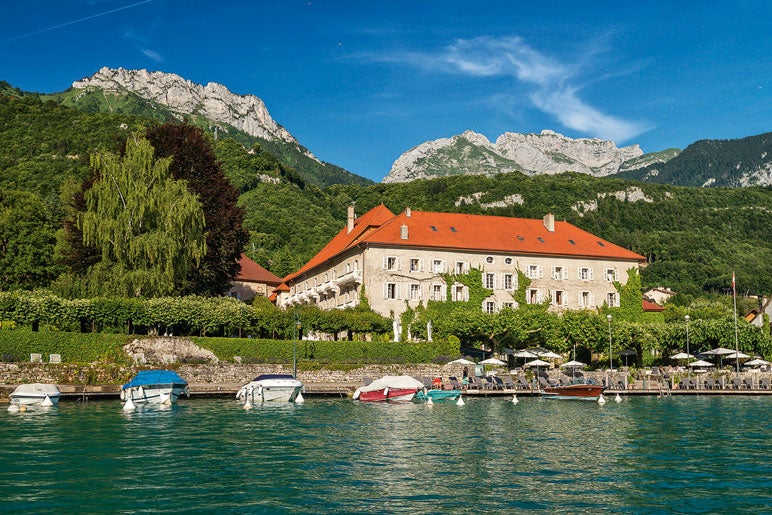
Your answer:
236,254 -> 281,285
642,299 -> 665,312
284,207 -> 645,283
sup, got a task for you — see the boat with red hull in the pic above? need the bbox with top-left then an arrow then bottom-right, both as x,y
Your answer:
353,375 -> 423,403
540,379 -> 604,401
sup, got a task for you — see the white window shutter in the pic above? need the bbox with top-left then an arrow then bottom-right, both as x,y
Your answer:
589,268 -> 594,280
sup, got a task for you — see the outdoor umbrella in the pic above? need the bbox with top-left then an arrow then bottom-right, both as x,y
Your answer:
704,347 -> 736,368
618,349 -> 637,367
688,359 -> 714,368
670,352 -> 691,360
559,360 -> 586,368
449,358 -> 475,365
512,349 -> 538,358
524,359 -> 551,368
539,351 -> 562,360
743,358 -> 770,368
725,351 -> 750,360
479,358 -> 507,366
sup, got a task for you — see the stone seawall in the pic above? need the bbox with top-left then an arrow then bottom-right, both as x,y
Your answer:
2,362 -> 770,400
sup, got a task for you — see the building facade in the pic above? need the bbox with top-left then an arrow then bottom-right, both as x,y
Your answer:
277,206 -> 646,318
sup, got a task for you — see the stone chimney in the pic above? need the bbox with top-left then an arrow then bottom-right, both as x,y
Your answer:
543,212 -> 555,232
347,205 -> 355,233
400,224 -> 409,240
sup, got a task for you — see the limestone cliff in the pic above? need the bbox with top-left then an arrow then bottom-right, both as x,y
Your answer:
383,129 -> 646,183
72,67 -> 309,156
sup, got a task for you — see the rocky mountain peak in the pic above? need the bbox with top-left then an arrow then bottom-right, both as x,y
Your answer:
72,67 -> 305,152
383,129 -> 645,183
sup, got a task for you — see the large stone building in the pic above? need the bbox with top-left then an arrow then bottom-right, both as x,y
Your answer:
277,205 -> 646,318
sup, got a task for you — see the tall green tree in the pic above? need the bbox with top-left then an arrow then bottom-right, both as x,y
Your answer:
77,132 -> 206,297
146,124 -> 249,295
0,190 -> 61,289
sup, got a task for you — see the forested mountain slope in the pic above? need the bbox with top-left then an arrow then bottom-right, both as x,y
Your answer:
1,90 -> 770,299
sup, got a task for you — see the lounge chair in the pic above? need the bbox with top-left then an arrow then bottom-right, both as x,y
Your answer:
420,376 -> 433,390
678,380 -> 689,390
731,377 -> 742,389
742,377 -> 754,389
502,375 -> 517,390
538,376 -> 551,390
516,374 -> 531,390
704,378 -> 716,390
448,376 -> 462,390
492,376 -> 506,389
469,376 -> 485,390
760,377 -> 770,389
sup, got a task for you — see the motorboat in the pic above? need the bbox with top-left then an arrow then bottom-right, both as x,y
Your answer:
236,374 -> 304,404
353,375 -> 423,402
414,389 -> 462,402
121,370 -> 188,406
540,378 -> 604,401
8,383 -> 61,409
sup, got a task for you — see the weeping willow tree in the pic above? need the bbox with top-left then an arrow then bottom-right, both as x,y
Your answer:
77,133 -> 206,297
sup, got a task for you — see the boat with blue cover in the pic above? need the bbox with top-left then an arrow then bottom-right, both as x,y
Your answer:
121,370 -> 189,406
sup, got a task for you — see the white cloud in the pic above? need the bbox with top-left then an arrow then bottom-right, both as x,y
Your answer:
391,36 -> 649,143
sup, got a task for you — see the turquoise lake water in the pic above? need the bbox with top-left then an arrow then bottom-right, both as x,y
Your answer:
2,395 -> 770,514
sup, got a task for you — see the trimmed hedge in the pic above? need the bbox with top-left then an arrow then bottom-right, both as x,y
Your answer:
0,330 -> 459,365
0,329 -> 131,364
195,337 -> 459,364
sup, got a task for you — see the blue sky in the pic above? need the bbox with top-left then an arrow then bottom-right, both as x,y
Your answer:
2,1 -> 769,182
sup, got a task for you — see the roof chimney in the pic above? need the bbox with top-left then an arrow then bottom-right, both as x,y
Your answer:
543,212 -> 555,232
405,207 -> 411,217
400,224 -> 408,240
347,205 -> 355,233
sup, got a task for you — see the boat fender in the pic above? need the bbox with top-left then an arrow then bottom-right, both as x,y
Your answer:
295,391 -> 305,404
352,389 -> 361,400
456,395 -> 465,406
122,397 -> 136,411
41,394 -> 54,407
597,394 -> 607,405
512,394 -> 519,404
120,389 -> 125,401
426,397 -> 433,406
7,404 -> 20,413
615,393 -> 623,403
383,387 -> 389,398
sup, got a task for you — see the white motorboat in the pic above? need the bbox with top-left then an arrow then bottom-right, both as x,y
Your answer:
236,374 -> 304,405
121,370 -> 188,406
9,383 -> 61,408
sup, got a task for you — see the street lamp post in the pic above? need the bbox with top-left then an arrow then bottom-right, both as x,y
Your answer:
685,314 -> 690,358
607,314 -> 613,371
293,313 -> 301,378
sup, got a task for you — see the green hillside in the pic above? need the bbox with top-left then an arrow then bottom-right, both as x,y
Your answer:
615,133 -> 772,187
42,87 -> 371,188
1,92 -> 770,300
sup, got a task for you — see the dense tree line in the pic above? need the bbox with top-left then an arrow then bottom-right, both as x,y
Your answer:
1,94 -> 770,301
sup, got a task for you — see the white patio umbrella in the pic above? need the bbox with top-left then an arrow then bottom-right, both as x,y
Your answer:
670,352 -> 691,360
743,358 -> 770,367
449,358 -> 475,365
539,351 -> 562,360
703,347 -> 736,368
688,359 -> 714,368
524,359 -> 551,368
479,357 -> 507,366
725,351 -> 750,360
512,349 -> 538,359
560,360 -> 586,368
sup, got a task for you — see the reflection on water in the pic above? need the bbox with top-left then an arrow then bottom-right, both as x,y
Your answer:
1,396 -> 771,513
